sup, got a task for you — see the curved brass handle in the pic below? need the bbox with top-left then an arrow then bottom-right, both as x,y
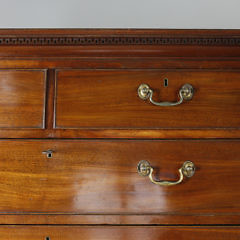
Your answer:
137,160 -> 195,186
138,83 -> 194,106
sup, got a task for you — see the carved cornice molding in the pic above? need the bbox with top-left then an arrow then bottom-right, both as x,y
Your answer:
0,35 -> 240,46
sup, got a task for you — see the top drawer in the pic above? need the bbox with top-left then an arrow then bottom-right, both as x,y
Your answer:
0,70 -> 46,129
55,69 -> 240,129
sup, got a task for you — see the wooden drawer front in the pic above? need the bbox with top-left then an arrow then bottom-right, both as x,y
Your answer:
0,70 -> 46,128
55,70 -> 240,129
0,226 -> 239,240
0,140 -> 240,219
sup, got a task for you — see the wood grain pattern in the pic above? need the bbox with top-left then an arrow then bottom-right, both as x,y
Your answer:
2,59 -> 240,70
0,70 -> 46,128
55,70 -> 240,129
0,129 -> 239,139
0,140 -> 239,221
0,226 -> 239,240
45,69 -> 55,129
1,214 -> 240,225
0,30 -> 239,138
0,30 -> 239,231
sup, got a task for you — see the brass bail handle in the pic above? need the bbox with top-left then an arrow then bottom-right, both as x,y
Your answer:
137,160 -> 195,186
138,83 -> 194,107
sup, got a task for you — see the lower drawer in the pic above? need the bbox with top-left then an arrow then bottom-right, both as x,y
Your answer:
0,140 -> 240,224
0,226 -> 239,240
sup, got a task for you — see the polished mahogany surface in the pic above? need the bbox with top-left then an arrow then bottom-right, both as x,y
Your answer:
0,30 -> 239,138
55,70 -> 240,129
0,226 -> 239,240
0,140 -> 239,220
0,29 -> 239,237
0,70 -> 46,128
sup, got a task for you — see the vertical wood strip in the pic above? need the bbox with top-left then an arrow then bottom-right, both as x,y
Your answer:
45,69 -> 55,130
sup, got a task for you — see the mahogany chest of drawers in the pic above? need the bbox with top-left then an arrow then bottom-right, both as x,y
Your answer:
0,29 -> 240,239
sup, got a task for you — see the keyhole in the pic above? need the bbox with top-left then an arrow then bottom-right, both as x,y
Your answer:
164,78 -> 168,87
45,237 -> 50,240
42,150 -> 53,158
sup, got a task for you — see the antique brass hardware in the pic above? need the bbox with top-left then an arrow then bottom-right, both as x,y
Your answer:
138,83 -> 194,106
137,160 -> 195,186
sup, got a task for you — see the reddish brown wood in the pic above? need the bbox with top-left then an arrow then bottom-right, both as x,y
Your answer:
0,28 -> 239,35
1,45 -> 240,58
0,69 -> 46,128
0,30 -> 239,138
0,140 -> 239,224
1,214 -> 240,225
0,226 -> 238,240
0,30 -> 239,231
55,69 -> 240,129
2,59 -> 240,70
0,29 -> 240,58
0,129 -> 238,139
45,69 -> 55,129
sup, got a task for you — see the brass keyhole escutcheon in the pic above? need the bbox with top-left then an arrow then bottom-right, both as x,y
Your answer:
42,150 -> 54,158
